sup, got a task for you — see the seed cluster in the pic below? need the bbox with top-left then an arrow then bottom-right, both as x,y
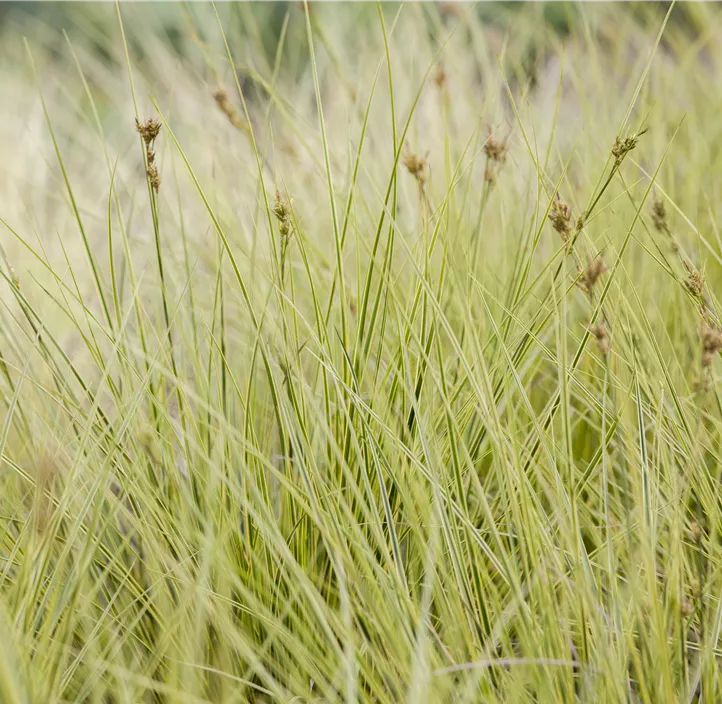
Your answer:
652,198 -> 669,235
548,196 -> 573,243
611,128 -> 647,166
685,264 -> 705,300
273,190 -> 295,281
483,129 -> 508,186
273,190 -> 294,254
434,62 -> 447,90
213,86 -> 250,135
651,196 -> 679,252
588,323 -> 610,357
135,117 -> 162,193
702,324 -> 722,369
403,151 -> 428,188
578,256 -> 608,294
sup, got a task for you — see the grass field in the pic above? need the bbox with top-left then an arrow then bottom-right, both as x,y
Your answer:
2,2 -> 722,701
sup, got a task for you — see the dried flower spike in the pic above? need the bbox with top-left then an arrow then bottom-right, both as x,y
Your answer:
273,190 -> 294,241
483,162 -> 496,185
548,196 -> 572,242
213,86 -> 250,135
147,163 -> 161,193
701,323 -> 722,368
700,320 -> 722,391
403,150 -> 428,187
434,62 -> 447,90
611,127 -> 647,166
588,322 -> 610,357
482,128 -> 509,187
578,256 -> 608,293
273,190 -> 295,282
484,128 -> 508,165
273,190 -> 292,221
684,262 -> 705,300
136,117 -> 162,192
651,197 -> 669,235
135,117 -> 161,146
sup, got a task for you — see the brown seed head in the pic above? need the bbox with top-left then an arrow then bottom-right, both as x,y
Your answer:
135,117 -> 161,146
684,262 -> 705,300
484,162 -> 496,185
548,196 -> 572,242
403,151 -> 427,186
147,162 -> 161,193
213,86 -> 228,105
701,324 -> 722,368
578,256 -> 608,293
611,128 -> 647,166
273,190 -> 294,243
434,62 -> 447,90
483,129 -> 508,165
213,86 -> 250,134
652,197 -> 669,234
273,190 -> 292,221
588,322 -> 610,356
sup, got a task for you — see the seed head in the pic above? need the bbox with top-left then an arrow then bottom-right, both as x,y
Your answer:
651,197 -> 669,234
147,162 -> 161,193
136,117 -> 162,192
482,128 -> 509,187
403,150 -> 428,186
611,128 -> 647,166
273,190 -> 294,244
483,162 -> 496,185
135,117 -> 161,146
213,86 -> 250,135
588,322 -> 610,357
483,129 -> 508,165
434,62 -> 447,90
578,256 -> 608,293
273,190 -> 293,222
701,324 -> 722,368
548,196 -> 572,242
684,262 -> 705,300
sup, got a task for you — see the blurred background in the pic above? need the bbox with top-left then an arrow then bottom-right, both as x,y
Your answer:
0,0 -> 708,53
0,0 -> 720,95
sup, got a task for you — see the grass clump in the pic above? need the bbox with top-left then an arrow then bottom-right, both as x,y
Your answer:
2,2 -> 722,702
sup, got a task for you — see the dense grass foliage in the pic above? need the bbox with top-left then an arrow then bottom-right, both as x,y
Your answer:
2,2 -> 722,701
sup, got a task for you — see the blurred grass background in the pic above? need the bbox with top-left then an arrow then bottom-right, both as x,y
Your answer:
0,3 -> 689,81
